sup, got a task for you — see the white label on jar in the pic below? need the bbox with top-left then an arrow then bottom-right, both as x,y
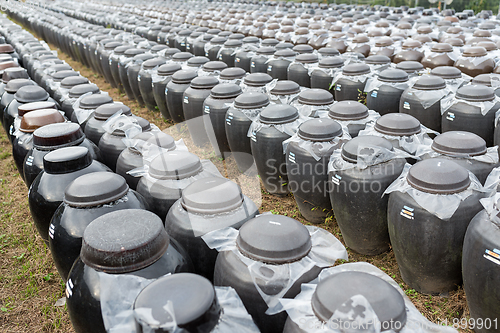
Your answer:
137,74 -> 141,82
251,62 -> 256,68
336,84 -> 342,91
267,65 -> 272,72
400,205 -> 414,220
48,224 -> 55,239
484,248 -> 500,266
331,174 -> 341,186
205,52 -> 209,57
371,90 -> 378,98
288,152 -> 296,163
66,278 -> 73,298
204,105 -> 210,114
403,101 -> 410,110
184,96 -> 189,104
165,87 -> 168,94
25,155 -> 34,167
251,132 -> 257,142
446,112 -> 455,121
236,58 -> 240,63
226,114 -> 233,126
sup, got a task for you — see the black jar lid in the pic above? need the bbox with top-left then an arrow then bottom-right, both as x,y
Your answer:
148,151 -> 203,180
270,80 -> 300,95
219,67 -> 246,80
274,49 -> 297,58
292,44 -> 314,54
181,177 -> 243,214
172,70 -> 198,84
15,85 -> 49,103
134,132 -> 176,151
329,101 -> 368,120
312,271 -> 407,329
124,48 -> 146,57
143,57 -> 166,70
318,56 -> 344,68
378,68 -> 408,83
256,46 -> 276,55
365,55 -> 391,65
295,53 -> 318,64
60,76 -> 89,89
260,104 -> 299,124
33,122 -> 85,149
396,61 -> 424,73
191,76 -> 219,89
158,63 -> 182,76
237,215 -> 311,264
164,48 -> 181,57
413,75 -> 446,90
261,38 -> 279,47
68,83 -> 100,98
172,52 -> 194,62
81,209 -> 170,273
64,172 -> 129,207
210,83 -> 242,99
298,88 -> 334,106
94,103 -> 132,120
343,63 -> 370,75
407,158 -> 471,194
462,46 -> 488,57
431,43 -> 453,53
104,41 -> 122,50
374,113 -> 421,136
79,93 -> 113,109
341,135 -> 393,163
187,56 -> 210,68
18,101 -> 56,117
43,146 -> 92,174
456,84 -> 496,102
430,66 -> 462,80
318,47 -> 340,56
298,118 -> 342,142
432,131 -> 487,157
234,92 -> 270,109
4,78 -> 35,94
112,45 -> 133,55
202,61 -> 228,72
2,67 -> 28,83
243,73 -> 273,87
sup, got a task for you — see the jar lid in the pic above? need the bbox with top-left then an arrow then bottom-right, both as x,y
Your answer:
104,41 -> 122,50
4,78 -> 35,94
0,44 -> 14,53
378,68 -> 408,83
20,109 -> 65,133
234,92 -> 270,109
329,101 -> 368,121
43,146 -> 92,174
178,29 -> 192,36
341,135 -> 393,163
124,48 -> 146,57
210,37 -> 227,45
365,55 -> 391,65
342,62 -> 371,76
402,40 -> 422,49
181,177 -> 243,214
243,36 -> 259,44
112,45 -> 132,55
318,56 -> 344,69
172,70 -> 198,84
202,61 -> 228,72
94,103 -> 132,120
18,101 -> 57,117
274,49 -> 296,58
150,45 -> 168,53
298,118 -> 342,141
298,88 -> 334,106
224,39 -> 242,48
472,74 -> 496,87
261,38 -> 279,47
68,83 -> 100,99
407,158 -> 471,194
478,41 -> 497,52
256,46 -> 276,55
432,131 -> 487,157
142,57 -> 166,70
60,76 -> 89,89
229,33 -> 245,40
396,61 -> 424,73
456,84 -> 495,102
462,46 -> 488,57
219,67 -> 246,80
431,43 -> 453,53
374,113 -> 421,136
133,53 -> 155,62
243,73 -> 273,87
473,30 -> 492,37
375,36 -> 394,47
148,151 -> 203,180
352,34 -> 370,43
311,271 -> 407,329
190,76 -> 219,89
2,67 -> 28,83
295,53 -> 318,64
270,80 -> 300,96
413,75 -> 446,90
260,104 -> 299,124
236,215 -> 312,264
81,209 -> 169,273
15,85 -> 49,103
134,131 -> 176,151
276,42 -> 294,50
172,52 -> 194,62
187,56 -> 210,68
64,172 -> 129,207
318,47 -> 340,57
158,63 -> 182,76
33,123 -> 85,149
79,93 -> 113,109
210,83 -> 241,99
292,44 -> 314,54
444,38 -> 464,47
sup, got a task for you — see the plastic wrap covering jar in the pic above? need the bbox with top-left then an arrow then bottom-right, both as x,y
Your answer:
12,109 -> 65,180
218,67 -> 246,84
370,36 -> 396,60
293,89 -> 334,118
267,49 -> 296,80
64,84 -> 101,122
287,53 -> 318,88
250,46 -> 276,73
118,49 -> 146,102
151,63 -> 182,121
421,43 -> 457,69
28,146 -> 111,243
225,92 -> 270,172
250,104 -> 300,196
71,93 -> 113,131
286,118 -> 346,223
0,79 -> 35,132
420,131 -> 499,185
241,73 -> 273,93
329,136 -> 405,255
218,39 -> 242,68
99,42 -> 123,88
116,132 -> 177,191
205,37 -> 227,61
204,83 -> 242,159
85,103 -> 132,146
53,76 -> 89,105
442,85 -> 499,147
11,101 -> 57,141
348,34 -> 371,58
365,69 -> 409,116
472,73 -> 500,97
199,61 -> 228,77
66,209 -> 192,333
49,172 -> 147,281
136,151 -> 222,221
166,70 -> 198,123
333,63 -> 370,102
234,36 -> 260,73
329,100 -> 378,138
394,40 -> 424,63
310,56 -> 343,96
455,47 -> 495,77
269,80 -> 301,105
165,177 -> 259,279
396,61 -> 425,76
108,45 -> 133,93
127,53 -> 155,107
463,195 -> 500,333
138,57 -> 167,112
387,158 -> 485,295
37,63 -> 72,90
193,34 -> 215,57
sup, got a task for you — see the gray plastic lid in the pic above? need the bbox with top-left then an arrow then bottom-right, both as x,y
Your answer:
343,63 -> 370,75
430,66 -> 462,80
396,61 -> 424,73
158,63 -> 182,76
296,53 -> 319,64
224,39 -> 242,48
124,48 -> 146,58
298,88 -> 334,106
431,43 -> 453,53
4,79 -> 35,94
341,136 -> 393,163
256,46 -> 276,55
187,56 -> 210,68
94,103 -> 132,120
318,47 -> 340,57
134,132 -> 176,151
463,47 -> 488,57
190,76 -> 219,89
202,61 -> 228,72
143,57 -> 166,70
270,80 -> 300,95
133,54 -> 155,63
329,101 -> 368,121
243,36 -> 259,44
60,76 -> 89,89
407,158 -> 471,194
150,45 -> 168,53
276,42 -> 294,50
148,151 -> 202,180
236,215 -> 312,264
2,67 -> 28,83
378,69 -> 408,83
79,94 -> 113,109
234,92 -> 269,109
15,85 -> 49,103
68,83 -> 100,98
164,48 -> 181,57
244,73 -> 273,87
298,118 -> 343,142
374,113 -> 421,136
112,45 -> 132,55
181,177 -> 243,214
172,52 -> 194,62
413,75 -> 446,90
210,83 -> 242,99
431,131 -> 487,157
219,67 -> 246,80
261,38 -> 279,47
64,172 -> 129,207
365,55 -> 391,65
292,44 -> 314,54
260,104 -> 299,124
43,146 -> 92,174
274,49 -> 296,58
472,74 -> 495,87
81,209 -> 169,273
318,56 -> 344,68
172,70 -> 198,84
311,272 -> 407,330
210,37 -> 227,45
456,84 -> 496,102
104,41 -> 122,50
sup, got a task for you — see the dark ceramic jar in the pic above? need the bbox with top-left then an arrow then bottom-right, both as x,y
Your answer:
250,47 -> 276,73
138,57 -> 167,112
165,177 -> 259,280
53,76 -> 89,105
166,70 -> 198,123
109,45 -> 134,93
266,48 -> 296,80
0,79 -> 35,133
84,103 -> 132,146
193,34 -> 215,57
205,37 -> 227,61
127,53 -> 155,106
44,70 -> 80,97
455,47 -> 495,77
70,93 -> 113,131
218,67 -> 246,84
99,41 -> 123,88
366,68 -> 409,116
0,67 -> 28,98
334,63 -> 370,102
28,147 -> 111,243
118,49 -> 146,101
49,172 -> 147,281
199,61 -> 228,77
152,63 -> 182,121
38,63 -> 73,90
472,74 -> 500,97
218,39 -> 242,68
421,43 -> 458,69
287,53 -> 318,88
234,36 -> 260,72
66,209 -> 192,333
64,84 -> 101,122
310,57 -> 344,95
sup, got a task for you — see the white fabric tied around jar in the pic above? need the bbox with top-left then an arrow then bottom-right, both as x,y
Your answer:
271,262 -> 458,333
384,163 -> 487,220
340,52 -> 365,66
290,100 -> 335,118
424,50 -> 460,62
202,222 -> 348,312
479,192 -> 500,227
287,61 -> 321,77
268,88 -> 303,105
224,102 -> 268,123
414,143 -> 499,164
331,71 -> 371,87
98,272 -> 260,333
441,93 -> 500,116
102,110 -> 143,139
308,65 -> 342,80
443,75 -> 472,94
404,86 -> 450,109
204,42 -> 222,56
248,114 -> 307,139
121,135 -> 188,168
328,109 -> 380,130
283,128 -> 350,161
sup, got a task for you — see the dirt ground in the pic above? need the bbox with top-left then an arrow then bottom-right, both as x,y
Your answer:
0,26 -> 472,333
